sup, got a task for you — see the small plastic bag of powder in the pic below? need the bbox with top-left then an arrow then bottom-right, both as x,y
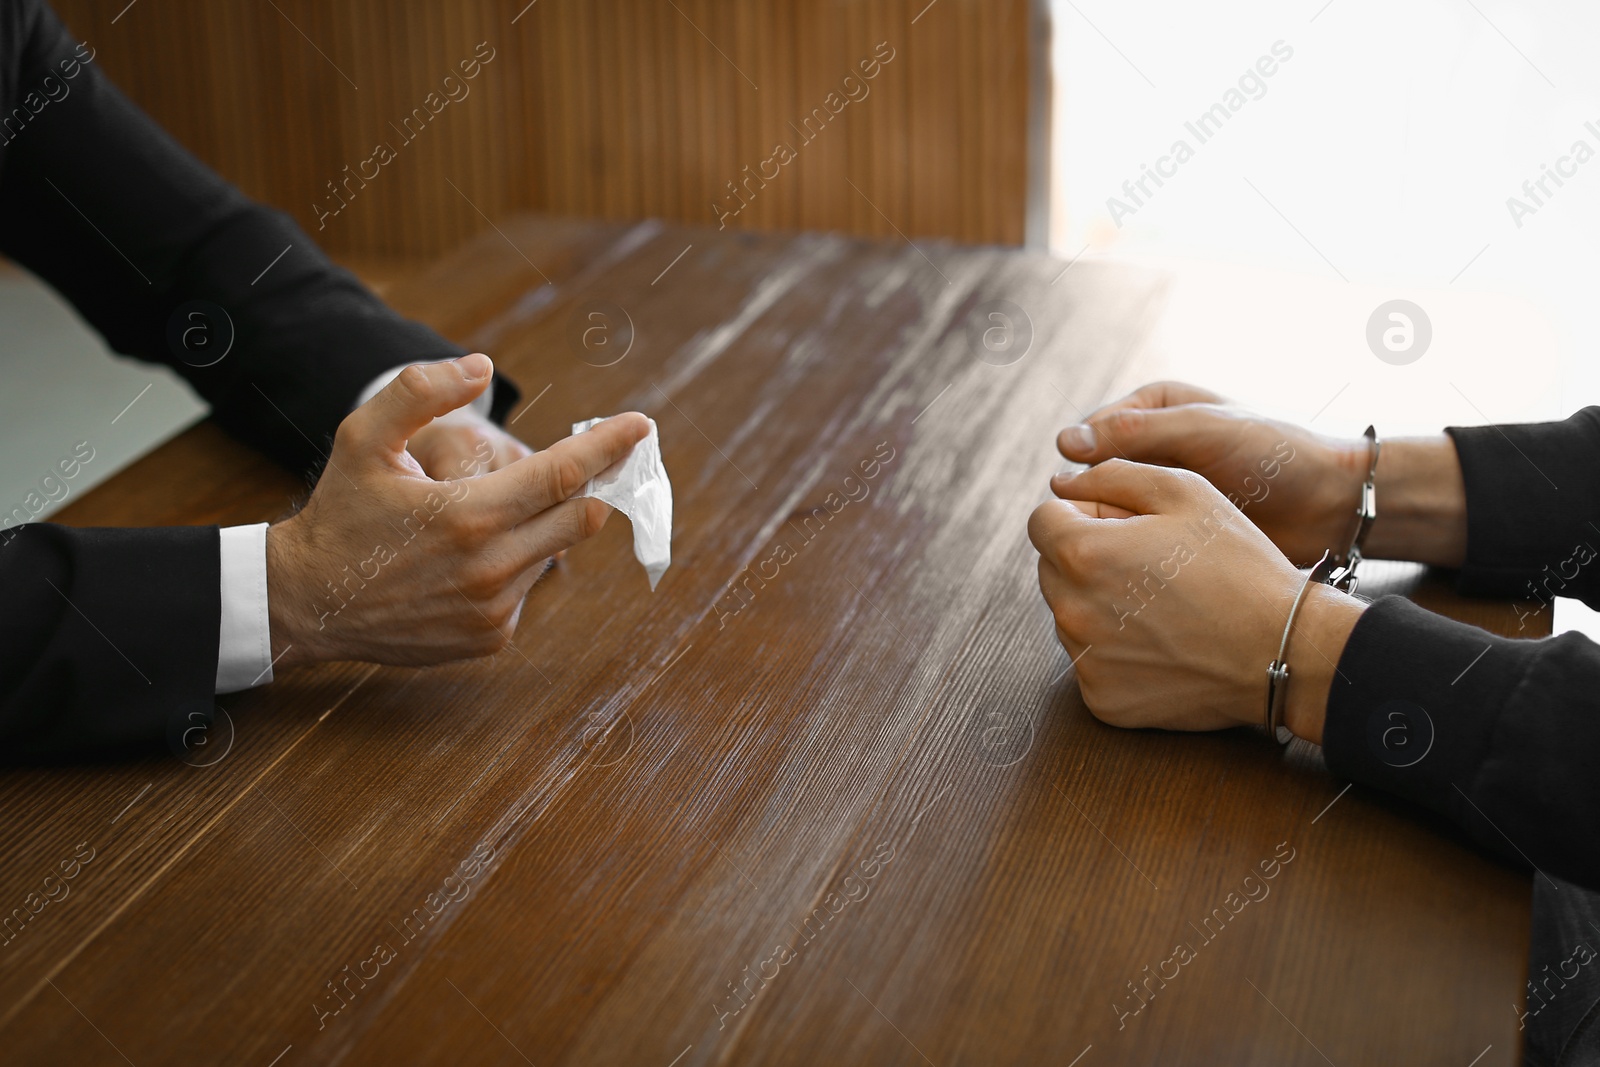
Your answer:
571,416 -> 673,591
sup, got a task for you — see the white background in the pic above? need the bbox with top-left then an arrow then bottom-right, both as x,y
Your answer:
1050,0 -> 1600,635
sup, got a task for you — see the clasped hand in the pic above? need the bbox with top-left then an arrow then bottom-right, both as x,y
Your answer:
1030,382 -> 1369,741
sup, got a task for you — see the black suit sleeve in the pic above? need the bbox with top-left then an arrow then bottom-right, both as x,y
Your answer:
1322,408 -> 1600,890
0,0 -> 517,477
0,524 -> 219,760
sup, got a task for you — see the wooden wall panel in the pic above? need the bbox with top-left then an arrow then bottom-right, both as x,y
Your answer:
49,0 -> 1038,258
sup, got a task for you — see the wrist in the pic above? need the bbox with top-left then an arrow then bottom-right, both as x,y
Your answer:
1305,436 -> 1376,565
265,517 -> 327,670
1280,583 -> 1365,746
1362,435 -> 1468,567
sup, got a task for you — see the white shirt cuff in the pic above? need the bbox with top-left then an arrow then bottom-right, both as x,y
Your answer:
217,522 -> 273,693
357,361 -> 494,424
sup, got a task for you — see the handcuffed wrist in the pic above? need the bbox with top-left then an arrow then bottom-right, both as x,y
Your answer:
1282,583 -> 1365,746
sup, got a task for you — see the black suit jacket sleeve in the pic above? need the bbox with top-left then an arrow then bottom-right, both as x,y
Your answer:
1322,408 -> 1600,890
0,524 -> 219,760
0,0 -> 517,472
0,0 -> 517,759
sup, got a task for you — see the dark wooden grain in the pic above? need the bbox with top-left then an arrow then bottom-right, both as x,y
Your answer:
1,218 -> 1533,1065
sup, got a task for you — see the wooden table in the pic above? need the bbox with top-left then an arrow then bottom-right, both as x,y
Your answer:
1,216 -> 1535,1065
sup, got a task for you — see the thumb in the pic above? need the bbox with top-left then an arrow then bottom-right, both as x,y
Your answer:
340,354 -> 494,459
1057,380 -> 1224,460
1058,404 -> 1221,466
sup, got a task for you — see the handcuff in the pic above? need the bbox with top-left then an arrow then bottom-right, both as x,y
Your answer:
1263,426 -> 1380,745
1326,426 -> 1381,595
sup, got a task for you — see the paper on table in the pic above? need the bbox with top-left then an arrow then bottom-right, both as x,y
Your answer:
571,416 -> 673,591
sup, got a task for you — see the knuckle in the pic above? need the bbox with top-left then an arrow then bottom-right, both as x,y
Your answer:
1038,577 -> 1074,624
440,509 -> 474,547
554,452 -> 590,501
330,416 -> 360,456
1047,588 -> 1079,630
1165,463 -> 1200,484
1061,535 -> 1098,573
395,364 -> 435,405
456,560 -> 501,600
489,554 -> 523,590
1168,466 -> 1213,500
1099,457 -> 1132,476
446,504 -> 494,545
1104,408 -> 1143,441
484,592 -> 524,640
542,499 -> 603,551
1026,504 -> 1051,549
574,499 -> 607,540
1054,607 -> 1087,646
526,454 -> 564,506
1050,534 -> 1075,571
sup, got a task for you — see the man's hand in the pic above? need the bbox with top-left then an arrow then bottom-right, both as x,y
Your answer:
265,353 -> 649,670
407,407 -> 534,478
405,371 -> 572,562
1029,459 -> 1365,742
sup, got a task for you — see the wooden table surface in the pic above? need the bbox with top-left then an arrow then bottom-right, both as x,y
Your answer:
1,216 -> 1535,1066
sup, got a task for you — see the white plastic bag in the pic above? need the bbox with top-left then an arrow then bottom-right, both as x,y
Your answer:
571,416 -> 673,591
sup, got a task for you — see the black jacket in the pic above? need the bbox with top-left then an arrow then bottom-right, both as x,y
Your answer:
0,0 -> 514,759
1323,409 -> 1600,1063
1324,408 -> 1600,892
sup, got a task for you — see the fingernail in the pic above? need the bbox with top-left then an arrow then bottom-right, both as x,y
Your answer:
457,353 -> 491,381
1061,424 -> 1095,454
